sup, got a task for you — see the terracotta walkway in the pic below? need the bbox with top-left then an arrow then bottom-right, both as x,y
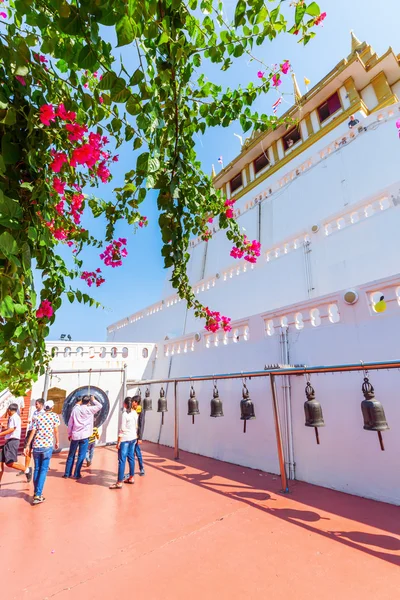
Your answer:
1,442 -> 399,600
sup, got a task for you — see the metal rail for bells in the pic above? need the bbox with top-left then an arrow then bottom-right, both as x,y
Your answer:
128,359 -> 400,495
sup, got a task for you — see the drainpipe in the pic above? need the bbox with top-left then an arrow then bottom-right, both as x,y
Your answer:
122,363 -> 127,404
303,240 -> 314,298
280,329 -> 296,480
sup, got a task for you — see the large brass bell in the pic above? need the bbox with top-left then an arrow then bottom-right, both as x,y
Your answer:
188,386 -> 200,424
240,383 -> 255,433
210,384 -> 223,418
143,387 -> 152,411
158,386 -> 168,424
361,377 -> 389,451
304,382 -> 325,444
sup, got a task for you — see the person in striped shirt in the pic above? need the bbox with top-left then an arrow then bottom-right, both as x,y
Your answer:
86,426 -> 99,467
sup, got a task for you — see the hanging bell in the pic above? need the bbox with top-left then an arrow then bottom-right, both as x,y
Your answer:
361,377 -> 389,451
158,387 -> 168,424
304,382 -> 325,445
187,386 -> 200,424
240,383 -> 255,433
210,384 -> 224,417
143,387 -> 152,411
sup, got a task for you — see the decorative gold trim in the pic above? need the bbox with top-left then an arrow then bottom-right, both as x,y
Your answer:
271,141 -> 279,163
371,71 -> 393,104
304,113 -> 314,137
370,94 -> 398,113
343,77 -> 360,105
232,102 -> 367,200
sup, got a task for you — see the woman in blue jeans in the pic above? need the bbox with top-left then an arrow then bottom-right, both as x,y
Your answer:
110,397 -> 138,490
24,400 -> 60,505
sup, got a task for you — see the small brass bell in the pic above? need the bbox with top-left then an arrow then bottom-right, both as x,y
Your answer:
187,386 -> 200,424
361,377 -> 389,451
158,386 -> 168,425
304,382 -> 325,445
210,384 -> 224,418
143,387 -> 152,411
240,383 -> 255,433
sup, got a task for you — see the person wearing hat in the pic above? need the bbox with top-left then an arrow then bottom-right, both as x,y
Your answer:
24,400 -> 60,505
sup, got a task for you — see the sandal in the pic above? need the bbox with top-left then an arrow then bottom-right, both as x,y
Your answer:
109,483 -> 123,489
123,478 -> 134,484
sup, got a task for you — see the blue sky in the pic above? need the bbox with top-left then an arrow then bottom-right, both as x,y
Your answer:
49,0 -> 400,342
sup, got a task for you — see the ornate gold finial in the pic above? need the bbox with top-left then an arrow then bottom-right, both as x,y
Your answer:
292,72 -> 302,103
350,30 -> 363,53
211,164 -> 216,178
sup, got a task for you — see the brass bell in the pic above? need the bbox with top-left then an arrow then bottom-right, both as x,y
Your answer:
240,383 -> 255,433
188,386 -> 200,424
304,382 -> 325,444
361,377 -> 389,451
210,384 -> 223,418
143,387 -> 152,411
158,386 -> 168,425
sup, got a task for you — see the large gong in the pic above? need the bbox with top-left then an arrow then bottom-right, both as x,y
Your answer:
62,385 -> 110,428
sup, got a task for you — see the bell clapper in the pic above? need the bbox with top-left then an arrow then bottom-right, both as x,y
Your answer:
378,431 -> 385,451
314,427 -> 320,445
243,420 -> 247,434
162,412 -> 164,426
192,415 -> 195,425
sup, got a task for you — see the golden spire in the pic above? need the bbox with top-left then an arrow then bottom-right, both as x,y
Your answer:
291,72 -> 302,103
211,164 -> 216,178
350,30 -> 363,53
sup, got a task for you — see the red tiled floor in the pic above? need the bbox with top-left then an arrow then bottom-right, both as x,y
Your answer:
1,442 -> 399,599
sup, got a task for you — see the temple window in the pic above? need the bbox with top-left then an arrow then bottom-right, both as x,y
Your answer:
230,172 -> 243,193
283,127 -> 301,151
318,91 -> 341,123
254,152 -> 270,174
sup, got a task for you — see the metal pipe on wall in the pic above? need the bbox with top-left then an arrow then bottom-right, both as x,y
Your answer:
122,363 -> 127,403
270,374 -> 289,493
174,379 -> 179,460
43,368 -> 50,401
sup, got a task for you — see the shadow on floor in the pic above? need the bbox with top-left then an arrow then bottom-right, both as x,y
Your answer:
142,443 -> 400,568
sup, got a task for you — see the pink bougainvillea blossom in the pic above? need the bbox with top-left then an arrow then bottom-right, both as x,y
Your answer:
71,144 -> 100,169
50,151 -> 68,173
97,161 -> 111,183
81,269 -> 105,288
272,73 -> 281,87
39,104 -> 56,126
55,200 -> 64,215
99,96 -> 104,104
36,299 -> 53,319
100,238 -> 128,267
201,229 -> 212,242
112,155 -> 119,162
0,11 -> 7,18
15,75 -> 26,86
314,12 -> 327,26
207,217 -> 213,223
53,228 -> 68,241
139,216 -> 148,228
281,60 -> 290,75
53,177 -> 66,195
204,308 -> 232,333
230,237 -> 261,264
65,122 -> 88,142
257,71 -> 264,79
220,316 -> 232,332
225,208 -> 234,219
56,103 -> 76,122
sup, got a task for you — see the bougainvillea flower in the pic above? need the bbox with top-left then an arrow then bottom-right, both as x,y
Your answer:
272,73 -> 281,87
225,208 -> 234,219
39,104 -> 56,126
257,71 -> 264,79
15,75 -> 26,86
71,144 -> 100,168
97,161 -> 111,183
56,103 -> 77,121
314,12 -> 327,25
281,60 -> 290,74
50,152 -> 68,173
53,177 -> 66,195
65,122 -> 88,142
36,299 -> 53,319
55,200 -> 64,215
0,11 -> 7,18
99,96 -> 104,104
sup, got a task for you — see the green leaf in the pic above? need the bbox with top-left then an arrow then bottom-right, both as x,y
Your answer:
58,7 -> 83,35
21,242 -> 31,271
234,0 -> 246,27
133,137 -> 142,150
97,71 -> 117,90
110,78 -> 130,103
159,31 -> 169,44
129,69 -> 144,86
295,3 -> 307,25
136,152 -> 149,172
14,303 -> 28,315
0,295 -> 14,318
77,45 -> 98,70
0,231 -> 18,257
2,134 -> 21,164
1,108 -> 16,126
126,95 -> 141,115
305,2 -> 321,16
116,15 -> 135,47
67,291 -> 74,303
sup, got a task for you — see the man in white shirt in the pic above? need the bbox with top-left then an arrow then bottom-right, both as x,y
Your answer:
0,403 -> 32,488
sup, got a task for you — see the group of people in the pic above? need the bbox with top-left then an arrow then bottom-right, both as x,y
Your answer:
0,392 -> 146,504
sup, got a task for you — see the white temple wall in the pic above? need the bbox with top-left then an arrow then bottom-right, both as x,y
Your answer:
138,274 -> 400,505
